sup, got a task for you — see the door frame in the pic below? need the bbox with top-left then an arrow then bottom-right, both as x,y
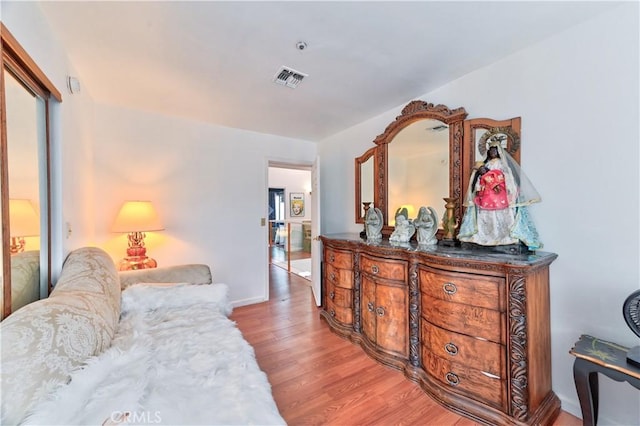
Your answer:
265,160 -> 317,302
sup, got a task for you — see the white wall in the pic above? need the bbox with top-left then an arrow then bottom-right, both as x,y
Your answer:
319,4 -> 639,425
2,2 -> 317,306
92,104 -> 316,306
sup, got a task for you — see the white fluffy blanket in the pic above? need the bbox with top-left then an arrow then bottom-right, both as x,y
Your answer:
23,284 -> 286,425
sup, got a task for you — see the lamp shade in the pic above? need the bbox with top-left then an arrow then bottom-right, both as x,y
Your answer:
9,199 -> 40,237
111,201 -> 164,233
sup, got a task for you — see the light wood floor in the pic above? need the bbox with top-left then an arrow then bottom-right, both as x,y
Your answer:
270,245 -> 312,262
230,265 -> 582,426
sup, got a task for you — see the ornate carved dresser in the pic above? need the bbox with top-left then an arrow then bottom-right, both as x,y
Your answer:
320,234 -> 560,425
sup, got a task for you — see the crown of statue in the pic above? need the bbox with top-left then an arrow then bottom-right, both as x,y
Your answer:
488,135 -> 506,148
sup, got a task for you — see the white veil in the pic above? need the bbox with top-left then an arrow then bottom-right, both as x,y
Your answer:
463,139 -> 541,209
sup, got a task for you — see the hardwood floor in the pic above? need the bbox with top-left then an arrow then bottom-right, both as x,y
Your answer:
270,245 -> 312,262
230,265 -> 582,426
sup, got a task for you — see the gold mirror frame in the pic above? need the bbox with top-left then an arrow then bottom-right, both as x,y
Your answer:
358,101 -> 468,234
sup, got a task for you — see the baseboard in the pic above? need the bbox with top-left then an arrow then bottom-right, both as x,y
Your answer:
558,397 -> 582,420
559,393 -> 623,425
231,296 -> 267,308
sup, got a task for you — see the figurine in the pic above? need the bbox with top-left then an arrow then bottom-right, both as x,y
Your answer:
458,138 -> 542,250
394,206 -> 409,222
389,214 -> 415,243
365,207 -> 384,241
414,206 -> 438,246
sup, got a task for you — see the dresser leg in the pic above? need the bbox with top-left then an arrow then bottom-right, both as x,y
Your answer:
573,358 -> 599,426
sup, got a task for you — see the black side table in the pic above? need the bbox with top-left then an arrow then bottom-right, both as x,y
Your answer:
570,334 -> 640,426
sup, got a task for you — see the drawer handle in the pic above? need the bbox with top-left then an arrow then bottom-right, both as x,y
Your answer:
330,309 -> 336,317
329,254 -> 335,262
330,272 -> 336,281
445,372 -> 460,386
444,342 -> 458,356
367,301 -> 374,312
329,291 -> 335,300
443,282 -> 457,295
376,306 -> 385,317
371,265 -> 379,274
481,371 -> 501,380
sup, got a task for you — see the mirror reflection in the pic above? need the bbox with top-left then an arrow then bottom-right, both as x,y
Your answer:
355,147 -> 375,223
387,119 -> 449,226
4,68 -> 44,314
359,156 -> 374,218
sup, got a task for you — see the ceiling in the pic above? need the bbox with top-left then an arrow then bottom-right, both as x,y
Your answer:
37,1 -> 617,142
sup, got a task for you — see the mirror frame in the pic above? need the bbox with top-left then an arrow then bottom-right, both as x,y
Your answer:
1,23 -> 61,318
354,147 -> 376,224
367,100 -> 468,234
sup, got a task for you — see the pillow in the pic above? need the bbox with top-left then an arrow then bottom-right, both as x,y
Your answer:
121,283 -> 232,317
118,264 -> 212,290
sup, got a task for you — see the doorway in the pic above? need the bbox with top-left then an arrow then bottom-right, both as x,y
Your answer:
267,166 -> 312,282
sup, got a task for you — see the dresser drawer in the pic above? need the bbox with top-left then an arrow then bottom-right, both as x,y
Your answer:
326,299 -> 353,325
325,263 -> 354,289
360,255 -> 407,282
421,321 -> 504,376
422,351 -> 506,411
421,293 -> 504,343
419,267 -> 504,311
325,247 -> 353,269
327,284 -> 353,309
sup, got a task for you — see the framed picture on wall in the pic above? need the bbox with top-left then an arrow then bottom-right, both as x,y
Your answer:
290,192 -> 305,217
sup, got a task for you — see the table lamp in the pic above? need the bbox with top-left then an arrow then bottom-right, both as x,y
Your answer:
9,199 -> 40,254
111,200 -> 164,271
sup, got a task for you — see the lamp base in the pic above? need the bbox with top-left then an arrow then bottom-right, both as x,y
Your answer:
118,256 -> 158,271
9,237 -> 25,254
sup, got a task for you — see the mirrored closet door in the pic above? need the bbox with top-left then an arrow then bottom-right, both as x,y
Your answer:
1,23 -> 61,319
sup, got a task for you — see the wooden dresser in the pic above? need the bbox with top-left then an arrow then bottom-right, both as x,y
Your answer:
320,234 -> 560,426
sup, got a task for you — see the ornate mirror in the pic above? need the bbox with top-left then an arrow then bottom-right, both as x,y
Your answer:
464,117 -> 521,169
369,101 -> 467,233
355,100 -> 524,239
387,118 -> 450,226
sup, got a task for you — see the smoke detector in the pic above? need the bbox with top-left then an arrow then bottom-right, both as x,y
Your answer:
273,66 -> 308,89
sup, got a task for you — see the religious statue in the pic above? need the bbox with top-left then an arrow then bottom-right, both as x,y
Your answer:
414,206 -> 438,246
365,207 -> 384,241
458,137 -> 542,250
389,214 -> 415,243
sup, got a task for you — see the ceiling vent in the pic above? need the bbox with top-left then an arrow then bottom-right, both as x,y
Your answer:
273,66 -> 308,89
